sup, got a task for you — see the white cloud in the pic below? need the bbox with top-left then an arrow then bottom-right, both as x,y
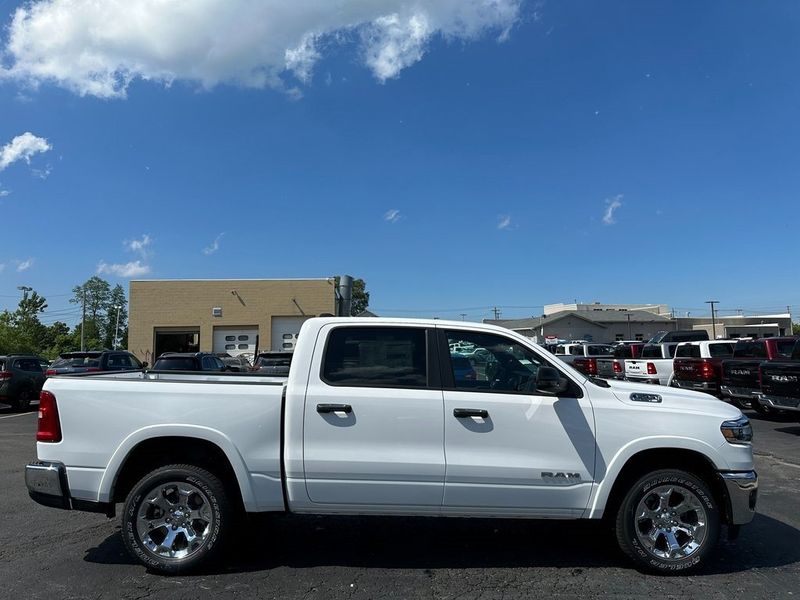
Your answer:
602,195 -> 623,225
16,258 -> 34,272
0,132 -> 51,171
0,0 -> 522,98
497,214 -> 512,230
0,189 -> 10,197
384,209 -> 401,223
125,234 -> 152,258
97,260 -> 151,278
203,233 -> 225,255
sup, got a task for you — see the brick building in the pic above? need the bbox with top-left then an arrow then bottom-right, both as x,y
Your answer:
127,278 -> 336,363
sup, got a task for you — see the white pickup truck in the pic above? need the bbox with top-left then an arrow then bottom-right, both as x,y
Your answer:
26,318 -> 757,575
624,342 -> 680,385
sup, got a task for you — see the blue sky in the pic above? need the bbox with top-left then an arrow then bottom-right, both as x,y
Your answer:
0,0 -> 798,325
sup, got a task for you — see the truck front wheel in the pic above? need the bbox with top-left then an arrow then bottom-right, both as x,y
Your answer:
121,464 -> 232,574
615,469 -> 720,573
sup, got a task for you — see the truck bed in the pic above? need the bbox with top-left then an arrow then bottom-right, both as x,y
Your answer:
39,372 -> 287,511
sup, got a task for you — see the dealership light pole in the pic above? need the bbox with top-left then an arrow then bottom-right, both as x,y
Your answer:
113,305 -> 121,350
80,288 -> 86,351
626,312 -> 632,339
706,300 -> 719,339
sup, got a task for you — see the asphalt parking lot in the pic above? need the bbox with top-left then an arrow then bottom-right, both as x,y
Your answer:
1,405 -> 798,600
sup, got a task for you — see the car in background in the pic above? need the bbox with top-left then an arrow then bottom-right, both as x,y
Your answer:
214,353 -> 252,372
624,342 -> 680,385
0,354 -> 46,411
152,352 -> 229,372
758,339 -> 800,418
564,344 -> 615,375
251,352 -> 293,376
670,340 -> 736,396
720,337 -> 797,412
46,350 -> 144,376
596,342 -> 645,380
648,330 -> 710,344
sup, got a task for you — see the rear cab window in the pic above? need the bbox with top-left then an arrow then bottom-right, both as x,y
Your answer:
322,326 -> 428,388
775,340 -> 797,358
675,344 -> 701,359
709,343 -> 735,358
733,342 -> 767,359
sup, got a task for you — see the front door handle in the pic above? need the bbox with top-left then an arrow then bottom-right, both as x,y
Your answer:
317,403 -> 352,414
453,408 -> 489,419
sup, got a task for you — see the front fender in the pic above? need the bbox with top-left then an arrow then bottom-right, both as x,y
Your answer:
587,435 -> 729,519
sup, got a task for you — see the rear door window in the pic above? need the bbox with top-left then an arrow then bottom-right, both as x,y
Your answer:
322,326 -> 428,388
14,359 -> 43,372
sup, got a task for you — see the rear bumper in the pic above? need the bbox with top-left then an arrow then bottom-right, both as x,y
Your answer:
26,461 -> 114,516
719,471 -> 758,525
759,395 -> 800,412
720,385 -> 759,400
672,380 -> 717,393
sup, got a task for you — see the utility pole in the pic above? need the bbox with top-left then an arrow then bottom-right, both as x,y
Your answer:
706,300 -> 719,340
80,287 -> 87,352
113,305 -> 121,350
459,313 -> 467,321
492,306 -> 501,320
17,285 -> 32,302
626,312 -> 632,340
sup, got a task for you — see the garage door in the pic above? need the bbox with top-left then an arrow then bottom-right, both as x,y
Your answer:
213,327 -> 258,358
271,316 -> 311,351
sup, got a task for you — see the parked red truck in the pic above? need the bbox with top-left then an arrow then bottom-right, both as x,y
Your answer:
670,341 -> 736,396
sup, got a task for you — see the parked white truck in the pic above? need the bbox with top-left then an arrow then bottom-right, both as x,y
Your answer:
26,318 -> 757,574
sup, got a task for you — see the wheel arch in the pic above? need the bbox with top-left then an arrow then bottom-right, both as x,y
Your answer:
590,441 -> 730,523
100,427 -> 256,512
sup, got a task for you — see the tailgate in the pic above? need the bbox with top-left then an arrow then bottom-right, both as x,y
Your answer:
674,359 -> 703,381
625,359 -> 646,377
722,360 -> 760,387
596,359 -> 616,378
760,363 -> 800,397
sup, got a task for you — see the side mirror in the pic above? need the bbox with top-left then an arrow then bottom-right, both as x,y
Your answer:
536,366 -> 570,395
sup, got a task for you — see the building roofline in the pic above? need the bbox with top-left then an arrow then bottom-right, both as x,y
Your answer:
130,277 -> 334,283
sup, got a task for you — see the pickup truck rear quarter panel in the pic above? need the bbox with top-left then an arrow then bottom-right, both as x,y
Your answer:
37,375 -> 285,511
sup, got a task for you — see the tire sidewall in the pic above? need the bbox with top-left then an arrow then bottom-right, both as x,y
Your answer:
619,470 -> 720,573
122,466 -> 227,574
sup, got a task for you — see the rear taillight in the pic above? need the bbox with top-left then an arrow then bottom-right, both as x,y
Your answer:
45,369 -> 56,377
36,391 -> 62,443
0,371 -> 11,380
585,358 -> 597,375
646,362 -> 657,375
613,361 -> 623,374
86,367 -> 101,372
700,360 -> 715,380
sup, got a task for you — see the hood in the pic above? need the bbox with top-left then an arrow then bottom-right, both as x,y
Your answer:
606,379 -> 742,420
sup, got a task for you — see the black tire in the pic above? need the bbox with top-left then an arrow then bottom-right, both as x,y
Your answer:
12,388 -> 34,412
122,464 -> 232,574
615,469 -> 720,574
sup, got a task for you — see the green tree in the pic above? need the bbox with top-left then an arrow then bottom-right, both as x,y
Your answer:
72,276 -> 112,349
793,323 -> 800,336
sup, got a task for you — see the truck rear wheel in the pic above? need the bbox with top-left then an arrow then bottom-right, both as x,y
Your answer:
122,464 -> 232,574
615,469 -> 720,574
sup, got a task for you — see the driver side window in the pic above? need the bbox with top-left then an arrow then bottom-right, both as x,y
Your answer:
445,330 -> 551,394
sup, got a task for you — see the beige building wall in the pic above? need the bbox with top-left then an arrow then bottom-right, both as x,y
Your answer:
128,278 -> 336,362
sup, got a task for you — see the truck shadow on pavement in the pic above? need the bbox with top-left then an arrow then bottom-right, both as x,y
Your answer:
84,512 -> 800,576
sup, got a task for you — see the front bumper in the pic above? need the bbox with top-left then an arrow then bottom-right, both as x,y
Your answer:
25,461 -> 114,516
759,395 -> 800,412
719,471 -> 758,525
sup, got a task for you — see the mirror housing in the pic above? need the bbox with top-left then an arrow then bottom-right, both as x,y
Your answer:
536,366 -> 569,395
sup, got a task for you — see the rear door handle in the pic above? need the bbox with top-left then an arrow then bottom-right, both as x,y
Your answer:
317,403 -> 352,414
453,408 -> 489,419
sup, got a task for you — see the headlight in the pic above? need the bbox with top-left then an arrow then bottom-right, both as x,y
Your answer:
721,416 -> 753,445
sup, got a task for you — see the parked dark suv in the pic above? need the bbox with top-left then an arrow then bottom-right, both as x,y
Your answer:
152,352 -> 230,372
47,350 -> 144,376
0,355 -> 46,411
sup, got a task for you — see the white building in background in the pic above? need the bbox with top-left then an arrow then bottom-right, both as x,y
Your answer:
543,302 -> 672,317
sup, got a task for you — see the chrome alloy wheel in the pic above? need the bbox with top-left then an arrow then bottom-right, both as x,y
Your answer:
136,481 -> 214,560
634,485 -> 708,561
